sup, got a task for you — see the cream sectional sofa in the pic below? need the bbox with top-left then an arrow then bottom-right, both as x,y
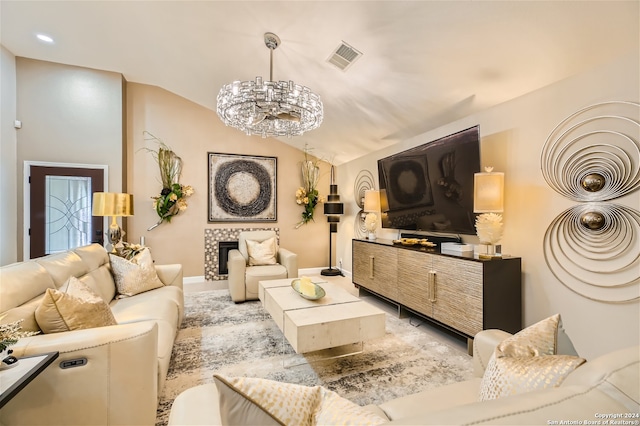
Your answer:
168,329 -> 640,425
0,243 -> 184,425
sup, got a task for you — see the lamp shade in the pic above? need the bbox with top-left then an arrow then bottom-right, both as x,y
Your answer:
474,169 -> 504,213
364,190 -> 380,213
92,192 -> 134,217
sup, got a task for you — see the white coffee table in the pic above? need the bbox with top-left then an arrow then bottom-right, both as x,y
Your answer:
259,277 -> 386,354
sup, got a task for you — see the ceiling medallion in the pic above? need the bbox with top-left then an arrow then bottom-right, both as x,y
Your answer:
216,32 -> 323,138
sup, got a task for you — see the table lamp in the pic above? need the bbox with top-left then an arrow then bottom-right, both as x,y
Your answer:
92,192 -> 134,252
473,167 -> 504,259
363,190 -> 381,240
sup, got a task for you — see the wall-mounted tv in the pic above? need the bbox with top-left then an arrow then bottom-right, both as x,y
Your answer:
377,125 -> 481,235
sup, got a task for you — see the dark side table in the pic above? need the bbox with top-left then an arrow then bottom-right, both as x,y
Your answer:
0,351 -> 59,409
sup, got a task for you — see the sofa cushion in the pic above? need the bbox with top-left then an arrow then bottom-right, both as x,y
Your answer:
73,243 -> 110,271
168,383 -> 222,425
213,374 -> 388,426
0,261 -> 55,312
479,314 -> 585,401
35,276 -> 117,333
110,296 -> 179,328
238,230 -> 277,261
479,354 -> 585,401
79,264 -> 117,303
109,249 -> 164,297
562,345 -> 640,410
246,237 -> 278,266
387,384 -> 632,425
379,378 -> 481,421
36,250 -> 88,288
0,295 -> 44,333
245,265 -> 288,298
111,285 -> 184,325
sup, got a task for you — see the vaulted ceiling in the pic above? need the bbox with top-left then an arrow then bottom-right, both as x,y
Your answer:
2,1 -> 638,164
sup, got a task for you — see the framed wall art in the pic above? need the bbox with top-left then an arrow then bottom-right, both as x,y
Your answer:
208,153 -> 277,222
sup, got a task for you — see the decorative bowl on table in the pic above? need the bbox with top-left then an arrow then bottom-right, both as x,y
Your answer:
291,279 -> 326,300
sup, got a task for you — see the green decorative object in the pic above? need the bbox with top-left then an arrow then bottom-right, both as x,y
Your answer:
295,146 -> 323,228
144,132 -> 194,230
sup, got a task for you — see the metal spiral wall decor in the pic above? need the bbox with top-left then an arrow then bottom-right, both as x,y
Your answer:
541,101 -> 640,303
353,170 -> 376,238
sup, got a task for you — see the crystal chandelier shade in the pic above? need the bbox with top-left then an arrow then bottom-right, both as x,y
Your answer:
216,33 -> 323,138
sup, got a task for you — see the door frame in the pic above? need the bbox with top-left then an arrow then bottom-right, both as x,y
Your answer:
23,161 -> 109,260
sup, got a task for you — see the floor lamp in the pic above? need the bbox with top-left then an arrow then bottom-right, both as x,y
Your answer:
321,166 -> 344,276
92,192 -> 134,253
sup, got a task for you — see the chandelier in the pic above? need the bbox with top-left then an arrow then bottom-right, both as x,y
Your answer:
216,32 -> 323,138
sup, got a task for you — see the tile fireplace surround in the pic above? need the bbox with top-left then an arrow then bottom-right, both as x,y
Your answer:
204,227 -> 279,280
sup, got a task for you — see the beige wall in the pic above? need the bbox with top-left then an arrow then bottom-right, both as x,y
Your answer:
8,57 -> 331,272
6,52 -> 637,359
0,46 -> 18,265
336,51 -> 640,360
14,58 -> 124,260
125,83 -> 330,277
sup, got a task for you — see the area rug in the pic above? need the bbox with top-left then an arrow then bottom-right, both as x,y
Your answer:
155,288 -> 474,425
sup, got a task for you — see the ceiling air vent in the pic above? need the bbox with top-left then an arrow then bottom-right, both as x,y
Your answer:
327,41 -> 362,71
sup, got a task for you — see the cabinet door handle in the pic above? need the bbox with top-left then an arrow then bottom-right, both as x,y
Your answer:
369,255 -> 375,279
428,270 -> 437,303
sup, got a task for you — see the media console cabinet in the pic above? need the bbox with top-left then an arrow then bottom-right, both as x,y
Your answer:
352,238 -> 522,340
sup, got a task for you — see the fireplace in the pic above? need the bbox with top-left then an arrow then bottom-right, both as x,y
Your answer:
204,227 -> 279,280
218,241 -> 239,275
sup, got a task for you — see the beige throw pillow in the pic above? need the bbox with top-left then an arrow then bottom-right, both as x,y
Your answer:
479,314 -> 585,401
109,248 -> 164,297
213,374 -> 388,426
246,237 -> 278,266
35,276 -> 117,334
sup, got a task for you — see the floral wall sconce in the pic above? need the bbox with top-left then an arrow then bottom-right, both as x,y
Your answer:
295,147 -> 323,228
144,132 -> 194,231
541,101 -> 639,303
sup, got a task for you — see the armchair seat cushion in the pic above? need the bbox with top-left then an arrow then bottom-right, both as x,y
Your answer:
228,230 -> 298,302
245,264 -> 288,298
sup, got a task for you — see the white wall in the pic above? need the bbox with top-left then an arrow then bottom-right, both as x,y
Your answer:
336,51 -> 640,360
15,58 -> 124,260
0,46 -> 18,265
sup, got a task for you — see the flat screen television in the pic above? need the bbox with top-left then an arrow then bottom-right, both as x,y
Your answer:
377,125 -> 481,235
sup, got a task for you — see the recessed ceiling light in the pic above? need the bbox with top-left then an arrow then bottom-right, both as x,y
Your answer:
36,34 -> 54,43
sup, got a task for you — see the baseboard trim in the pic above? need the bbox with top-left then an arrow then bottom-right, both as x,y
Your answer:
184,275 -> 205,284
300,267 -> 352,279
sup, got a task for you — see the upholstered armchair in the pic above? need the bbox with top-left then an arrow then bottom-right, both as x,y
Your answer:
227,230 -> 298,303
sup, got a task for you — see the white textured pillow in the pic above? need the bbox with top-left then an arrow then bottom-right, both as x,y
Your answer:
246,237 -> 278,266
109,248 -> 164,297
213,374 -> 388,426
35,276 -> 117,334
479,314 -> 585,401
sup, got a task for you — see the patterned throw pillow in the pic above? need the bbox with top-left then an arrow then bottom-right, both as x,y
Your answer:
35,276 -> 117,334
246,237 -> 278,266
213,374 -> 388,426
109,248 -> 164,297
479,314 -> 586,401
